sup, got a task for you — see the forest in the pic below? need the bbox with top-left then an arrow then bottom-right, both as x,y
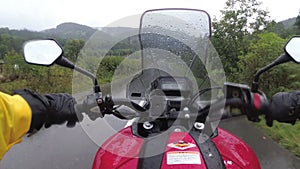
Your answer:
0,0 -> 300,157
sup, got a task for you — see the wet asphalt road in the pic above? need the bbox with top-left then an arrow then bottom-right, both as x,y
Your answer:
1,116 -> 300,169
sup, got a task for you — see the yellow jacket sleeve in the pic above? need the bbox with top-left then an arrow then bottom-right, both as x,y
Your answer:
0,91 -> 32,160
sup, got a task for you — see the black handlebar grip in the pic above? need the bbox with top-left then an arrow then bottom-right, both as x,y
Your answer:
247,92 -> 269,122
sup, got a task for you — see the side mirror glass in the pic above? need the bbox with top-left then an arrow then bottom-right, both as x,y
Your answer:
23,39 -> 63,65
285,36 -> 300,63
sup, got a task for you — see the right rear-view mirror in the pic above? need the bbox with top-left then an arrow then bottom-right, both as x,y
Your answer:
285,36 -> 300,63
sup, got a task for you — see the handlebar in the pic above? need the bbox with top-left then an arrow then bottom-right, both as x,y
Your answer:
80,81 -> 273,125
93,88 -> 269,122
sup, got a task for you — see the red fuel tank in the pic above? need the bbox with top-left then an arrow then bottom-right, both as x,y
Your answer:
92,126 -> 260,169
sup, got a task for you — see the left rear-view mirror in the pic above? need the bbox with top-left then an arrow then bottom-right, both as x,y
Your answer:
23,39 -> 63,66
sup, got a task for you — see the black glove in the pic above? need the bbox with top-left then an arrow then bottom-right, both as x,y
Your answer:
246,92 -> 269,122
267,91 -> 300,126
14,89 -> 82,133
75,93 -> 102,120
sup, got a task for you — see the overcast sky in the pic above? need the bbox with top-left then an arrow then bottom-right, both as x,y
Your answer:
0,0 -> 299,31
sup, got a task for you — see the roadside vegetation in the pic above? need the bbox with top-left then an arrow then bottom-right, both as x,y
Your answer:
213,0 -> 300,158
257,119 -> 300,158
0,0 -> 300,158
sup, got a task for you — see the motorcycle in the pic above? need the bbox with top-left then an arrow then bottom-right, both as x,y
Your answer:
22,8 -> 300,169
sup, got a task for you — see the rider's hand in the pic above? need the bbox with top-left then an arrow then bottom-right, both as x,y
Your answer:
267,91 -> 300,126
247,92 -> 269,122
14,89 -> 82,133
75,93 -> 102,121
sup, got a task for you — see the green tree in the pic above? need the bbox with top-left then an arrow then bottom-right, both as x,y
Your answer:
0,34 -> 14,59
238,32 -> 300,96
267,21 -> 294,38
294,14 -> 300,34
212,0 -> 272,78
64,39 -> 85,61
0,44 -> 8,59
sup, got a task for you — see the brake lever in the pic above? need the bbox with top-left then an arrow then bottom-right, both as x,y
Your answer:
113,105 -> 141,119
95,92 -> 115,118
104,94 -> 114,113
94,94 -> 104,118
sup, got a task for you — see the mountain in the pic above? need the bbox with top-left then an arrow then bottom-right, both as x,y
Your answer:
43,22 -> 97,40
101,27 -> 138,37
42,23 -> 140,43
0,22 -> 142,57
279,17 -> 297,29
267,17 -> 298,38
1,17 -> 296,59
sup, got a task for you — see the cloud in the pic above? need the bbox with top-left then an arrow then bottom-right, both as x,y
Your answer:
0,0 -> 299,31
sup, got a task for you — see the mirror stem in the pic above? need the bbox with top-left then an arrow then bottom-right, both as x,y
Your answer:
252,62 -> 276,92
252,53 -> 291,92
55,56 -> 75,69
74,66 -> 99,87
56,56 -> 100,87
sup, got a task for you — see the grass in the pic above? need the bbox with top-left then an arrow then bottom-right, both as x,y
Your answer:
0,79 -> 29,94
256,118 -> 300,158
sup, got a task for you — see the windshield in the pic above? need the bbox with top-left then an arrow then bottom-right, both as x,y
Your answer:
139,9 -> 211,92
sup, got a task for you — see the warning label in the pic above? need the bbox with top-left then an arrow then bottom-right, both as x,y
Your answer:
167,151 -> 201,165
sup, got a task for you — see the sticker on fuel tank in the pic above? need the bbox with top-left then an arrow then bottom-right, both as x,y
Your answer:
167,141 -> 196,150
167,151 -> 201,165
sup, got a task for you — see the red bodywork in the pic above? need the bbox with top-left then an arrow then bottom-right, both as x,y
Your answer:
92,127 -> 260,169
